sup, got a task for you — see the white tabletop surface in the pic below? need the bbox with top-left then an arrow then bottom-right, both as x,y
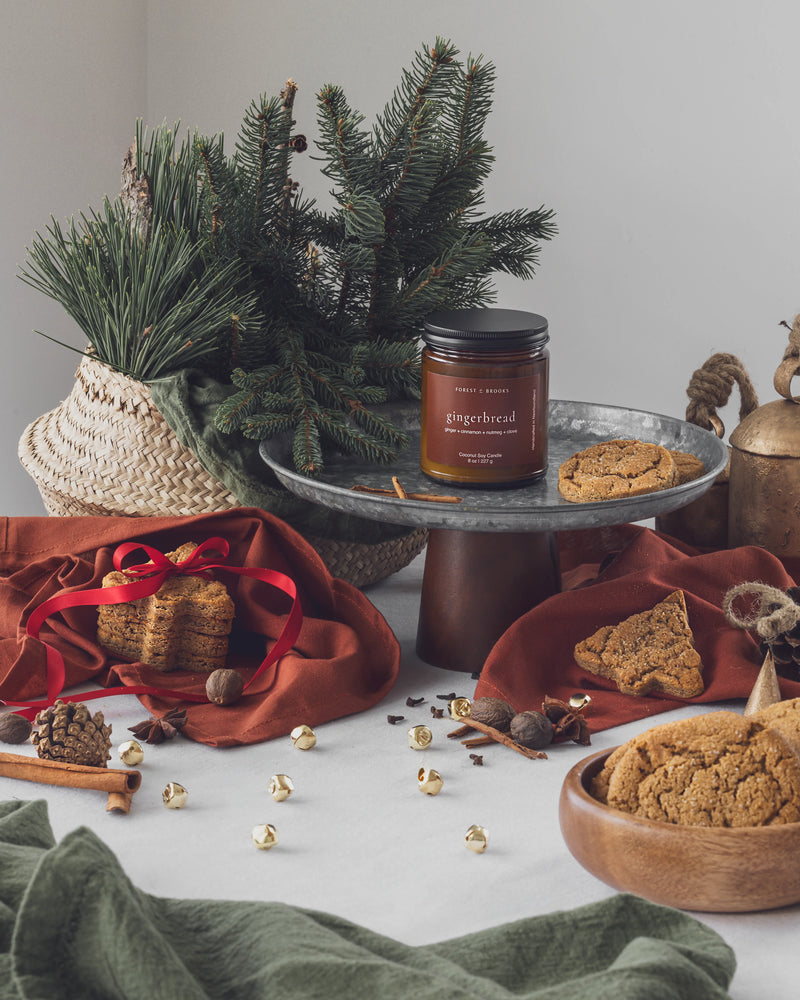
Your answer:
3,550 -> 798,998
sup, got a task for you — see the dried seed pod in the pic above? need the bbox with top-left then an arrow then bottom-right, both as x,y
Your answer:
0,713 -> 33,745
509,710 -> 554,750
469,697 -> 516,733
32,700 -> 112,767
205,668 -> 244,706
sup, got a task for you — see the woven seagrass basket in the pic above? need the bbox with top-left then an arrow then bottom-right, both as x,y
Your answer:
18,355 -> 427,588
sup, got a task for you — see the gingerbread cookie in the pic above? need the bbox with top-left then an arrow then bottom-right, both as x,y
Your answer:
595,711 -> 800,827
752,697 -> 800,757
558,438 -> 677,503
588,743 -> 628,805
97,542 -> 235,673
669,449 -> 705,485
574,590 -> 704,698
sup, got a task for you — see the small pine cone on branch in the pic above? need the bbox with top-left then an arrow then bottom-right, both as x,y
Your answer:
32,700 -> 112,767
760,586 -> 800,682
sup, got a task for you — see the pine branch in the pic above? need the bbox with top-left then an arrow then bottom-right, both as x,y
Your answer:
19,201 -> 250,379
134,120 -> 203,240
195,133 -> 238,245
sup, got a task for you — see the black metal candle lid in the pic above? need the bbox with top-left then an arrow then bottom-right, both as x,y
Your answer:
423,308 -> 549,351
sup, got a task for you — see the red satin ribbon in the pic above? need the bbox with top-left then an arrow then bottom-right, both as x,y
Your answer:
2,537 -> 303,722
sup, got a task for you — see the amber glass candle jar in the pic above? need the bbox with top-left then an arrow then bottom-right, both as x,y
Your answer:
420,308 -> 549,486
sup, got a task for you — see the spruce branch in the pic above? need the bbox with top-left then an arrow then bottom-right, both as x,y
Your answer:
375,36 -> 458,164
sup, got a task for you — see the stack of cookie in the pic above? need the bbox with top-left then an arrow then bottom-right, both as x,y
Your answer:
591,700 -> 800,828
97,542 -> 235,673
558,438 -> 704,503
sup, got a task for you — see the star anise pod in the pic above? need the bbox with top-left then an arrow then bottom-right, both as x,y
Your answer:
542,696 -> 591,746
129,708 -> 188,744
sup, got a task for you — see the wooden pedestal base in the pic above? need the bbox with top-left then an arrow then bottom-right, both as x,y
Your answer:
415,529 -> 561,673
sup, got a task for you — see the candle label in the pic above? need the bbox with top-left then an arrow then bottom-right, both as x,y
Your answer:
424,371 -> 544,469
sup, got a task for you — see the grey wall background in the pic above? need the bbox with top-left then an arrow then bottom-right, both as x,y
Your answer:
3,0 -> 799,515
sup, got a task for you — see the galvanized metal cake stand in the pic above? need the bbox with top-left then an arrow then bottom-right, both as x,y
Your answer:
261,400 -> 729,673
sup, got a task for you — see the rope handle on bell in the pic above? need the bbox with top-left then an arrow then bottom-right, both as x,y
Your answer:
775,315 -> 800,403
684,353 -> 759,438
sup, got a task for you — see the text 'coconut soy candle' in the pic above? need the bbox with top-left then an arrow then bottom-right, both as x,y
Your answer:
420,308 -> 549,485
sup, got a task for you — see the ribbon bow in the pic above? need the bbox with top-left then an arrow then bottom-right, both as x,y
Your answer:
4,537 -> 303,722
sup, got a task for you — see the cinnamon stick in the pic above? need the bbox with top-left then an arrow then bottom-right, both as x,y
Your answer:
350,484 -> 462,503
447,724 -> 473,739
462,735 -> 494,748
0,751 -> 142,813
447,717 -> 548,760
391,476 -> 408,499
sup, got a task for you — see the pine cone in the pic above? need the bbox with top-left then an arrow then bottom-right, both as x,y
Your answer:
759,586 -> 800,682
32,700 -> 112,767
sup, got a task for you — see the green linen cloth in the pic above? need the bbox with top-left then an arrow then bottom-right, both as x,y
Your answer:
0,799 -> 735,1000
149,370 -> 414,544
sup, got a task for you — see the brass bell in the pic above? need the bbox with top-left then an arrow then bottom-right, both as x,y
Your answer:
290,724 -> 317,750
418,767 -> 444,795
407,725 -> 433,750
268,774 -> 294,801
728,318 -> 800,556
447,698 -> 471,721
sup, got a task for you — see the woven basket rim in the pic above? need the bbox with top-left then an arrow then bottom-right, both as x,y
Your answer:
18,354 -> 427,585
19,354 -> 238,517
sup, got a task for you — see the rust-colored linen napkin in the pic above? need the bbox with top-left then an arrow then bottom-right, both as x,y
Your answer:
476,526 -> 800,734
0,509 -> 400,746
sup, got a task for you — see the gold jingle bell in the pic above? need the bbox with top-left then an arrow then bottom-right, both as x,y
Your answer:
118,739 -> 144,766
568,693 -> 592,713
448,697 -> 471,721
408,725 -> 433,750
252,823 -> 279,850
418,767 -> 443,795
729,318 -> 800,557
162,782 -> 188,809
269,774 -> 294,801
290,724 -> 317,750
465,824 -> 489,853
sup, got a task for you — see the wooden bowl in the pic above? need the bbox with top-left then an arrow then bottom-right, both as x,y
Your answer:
559,748 -> 800,912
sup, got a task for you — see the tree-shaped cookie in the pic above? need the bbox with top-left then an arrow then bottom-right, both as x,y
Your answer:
574,590 -> 704,698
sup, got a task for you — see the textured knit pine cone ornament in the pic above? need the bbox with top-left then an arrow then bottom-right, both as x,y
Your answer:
32,700 -> 112,767
758,586 -> 800,682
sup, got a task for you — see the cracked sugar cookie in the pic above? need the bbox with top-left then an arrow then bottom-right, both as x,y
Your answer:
558,438 -> 677,503
574,590 -> 704,698
599,711 -> 800,827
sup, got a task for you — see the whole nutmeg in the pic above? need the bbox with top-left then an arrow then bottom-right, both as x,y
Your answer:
0,712 -> 33,745
509,710 -> 554,750
205,668 -> 244,706
469,697 -> 516,733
